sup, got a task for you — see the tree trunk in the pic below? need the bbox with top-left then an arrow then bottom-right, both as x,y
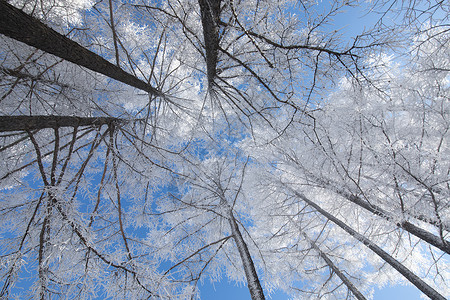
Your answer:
302,232 -> 367,300
307,173 -> 450,254
226,208 -> 266,300
0,0 -> 161,96
198,0 -> 221,88
0,115 -> 123,132
290,189 -> 446,300
217,187 -> 265,300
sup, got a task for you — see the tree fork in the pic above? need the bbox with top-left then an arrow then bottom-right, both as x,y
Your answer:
289,189 -> 446,300
0,0 -> 162,97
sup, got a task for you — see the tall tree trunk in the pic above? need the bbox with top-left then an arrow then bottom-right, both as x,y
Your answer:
0,0 -> 162,96
226,208 -> 266,300
217,188 -> 265,300
198,0 -> 222,88
288,188 -> 446,300
0,115 -> 123,132
302,232 -> 367,300
306,173 -> 450,253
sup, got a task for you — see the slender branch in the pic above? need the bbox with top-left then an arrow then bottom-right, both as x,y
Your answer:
108,0 -> 120,67
218,20 -> 358,58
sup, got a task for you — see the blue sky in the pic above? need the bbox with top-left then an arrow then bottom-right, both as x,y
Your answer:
200,280 -> 424,299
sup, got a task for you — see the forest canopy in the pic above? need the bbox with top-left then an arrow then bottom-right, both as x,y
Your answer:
0,0 -> 449,299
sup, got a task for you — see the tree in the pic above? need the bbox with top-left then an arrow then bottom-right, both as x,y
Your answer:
0,0 -> 448,299
240,17 -> 449,298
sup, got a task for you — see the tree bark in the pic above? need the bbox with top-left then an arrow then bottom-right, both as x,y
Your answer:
302,232 -> 367,300
198,0 -> 222,88
0,0 -> 162,97
226,208 -> 266,300
0,115 -> 123,132
290,189 -> 446,300
307,173 -> 450,254
217,187 -> 265,300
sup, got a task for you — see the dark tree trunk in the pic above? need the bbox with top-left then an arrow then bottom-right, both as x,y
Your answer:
198,0 -> 222,88
291,189 -> 446,300
0,115 -> 123,132
0,0 -> 161,96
